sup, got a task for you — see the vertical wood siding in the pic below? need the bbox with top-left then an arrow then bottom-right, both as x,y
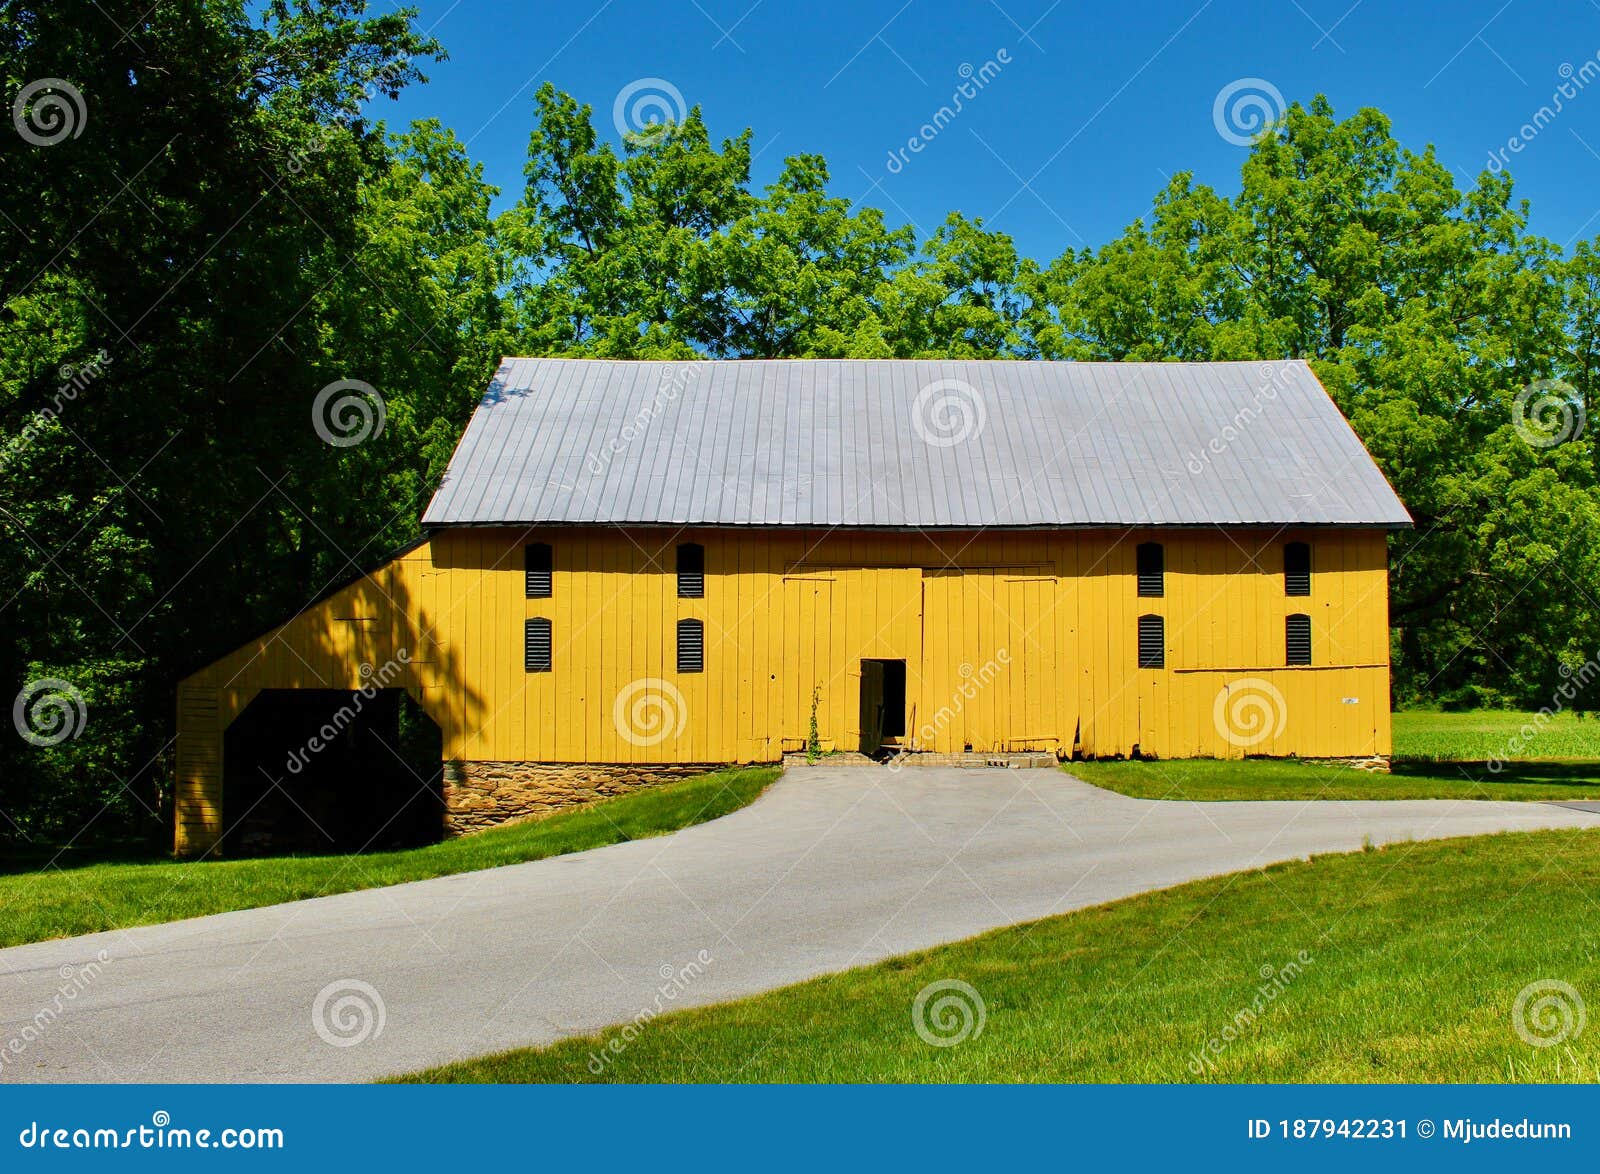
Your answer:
175,526 -> 1393,853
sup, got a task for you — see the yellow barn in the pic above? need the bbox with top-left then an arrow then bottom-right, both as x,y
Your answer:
174,358 -> 1410,856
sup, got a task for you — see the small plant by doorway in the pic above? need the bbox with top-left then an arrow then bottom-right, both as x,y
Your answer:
807,685 -> 823,763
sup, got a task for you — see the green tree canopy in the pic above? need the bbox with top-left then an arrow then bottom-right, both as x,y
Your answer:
4,7 -> 1598,846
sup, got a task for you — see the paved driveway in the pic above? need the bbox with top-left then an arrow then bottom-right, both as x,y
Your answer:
4,766 -> 1598,1083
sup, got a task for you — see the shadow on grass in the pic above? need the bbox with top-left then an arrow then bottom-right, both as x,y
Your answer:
0,839 -> 167,878
1391,758 -> 1600,791
0,827 -> 448,878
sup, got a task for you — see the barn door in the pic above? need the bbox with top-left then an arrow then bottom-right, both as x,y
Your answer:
1004,571 -> 1060,753
782,574 -> 834,751
919,567 -> 1058,755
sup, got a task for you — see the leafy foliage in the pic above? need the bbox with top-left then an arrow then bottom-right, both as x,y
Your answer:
503,89 -> 1600,714
0,1 -> 481,843
2,8 -> 1596,847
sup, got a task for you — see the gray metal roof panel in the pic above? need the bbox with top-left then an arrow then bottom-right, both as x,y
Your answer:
420,358 -> 1412,529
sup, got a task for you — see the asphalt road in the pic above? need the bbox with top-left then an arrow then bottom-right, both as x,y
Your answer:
3,766 -> 1597,1083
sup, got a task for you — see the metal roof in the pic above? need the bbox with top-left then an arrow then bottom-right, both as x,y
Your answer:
420,358 -> 1412,529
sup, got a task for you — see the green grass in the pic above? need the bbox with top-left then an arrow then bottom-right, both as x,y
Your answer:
404,827 -> 1600,1083
1068,758 -> 1600,801
1070,709 -> 1600,802
0,766 -> 777,949
1394,709 -> 1600,761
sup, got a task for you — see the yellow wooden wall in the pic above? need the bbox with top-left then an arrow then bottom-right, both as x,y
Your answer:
173,539 -> 450,854
175,526 -> 1393,853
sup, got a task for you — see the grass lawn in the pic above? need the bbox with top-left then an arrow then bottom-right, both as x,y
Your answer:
404,826 -> 1600,1083
1070,709 -> 1600,801
0,766 -> 777,949
1395,709 -> 1600,761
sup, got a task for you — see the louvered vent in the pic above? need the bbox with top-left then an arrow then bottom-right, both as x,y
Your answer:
677,543 -> 704,598
525,617 -> 552,672
525,543 -> 552,598
1284,542 -> 1311,597
677,618 -> 704,673
1136,543 -> 1164,597
1137,614 -> 1165,668
1286,613 -> 1311,665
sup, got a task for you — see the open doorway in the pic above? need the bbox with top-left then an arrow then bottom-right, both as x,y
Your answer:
859,658 -> 907,754
221,688 -> 442,856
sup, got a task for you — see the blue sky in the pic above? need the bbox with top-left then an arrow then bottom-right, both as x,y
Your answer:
384,0 -> 1600,261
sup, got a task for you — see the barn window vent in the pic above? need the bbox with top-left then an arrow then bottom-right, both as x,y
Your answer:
525,543 -> 553,598
1286,613 -> 1312,666
1136,542 -> 1164,597
1284,542 -> 1311,597
525,617 -> 552,672
1137,614 -> 1165,668
677,618 -> 704,673
677,543 -> 705,598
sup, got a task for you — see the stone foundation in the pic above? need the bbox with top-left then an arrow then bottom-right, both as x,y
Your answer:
442,760 -> 720,835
